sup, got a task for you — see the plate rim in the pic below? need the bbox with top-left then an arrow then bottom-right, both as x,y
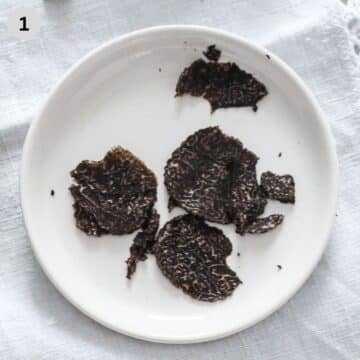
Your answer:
20,24 -> 339,344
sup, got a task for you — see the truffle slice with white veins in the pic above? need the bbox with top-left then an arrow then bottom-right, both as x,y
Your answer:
246,214 -> 284,234
260,171 -> 295,204
175,59 -> 268,112
155,214 -> 241,302
164,126 -> 268,233
70,146 -> 157,235
69,147 -> 158,278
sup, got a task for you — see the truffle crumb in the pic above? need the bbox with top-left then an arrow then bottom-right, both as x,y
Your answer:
50,190 -> 55,196
277,264 -> 282,271
203,44 -> 221,62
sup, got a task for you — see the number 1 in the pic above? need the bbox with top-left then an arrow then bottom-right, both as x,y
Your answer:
19,16 -> 29,31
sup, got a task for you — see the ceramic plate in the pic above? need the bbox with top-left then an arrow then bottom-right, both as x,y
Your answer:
21,25 -> 338,344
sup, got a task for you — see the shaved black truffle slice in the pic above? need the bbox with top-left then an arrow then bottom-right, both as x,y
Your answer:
70,147 -> 158,278
164,126 -> 268,234
246,214 -> 284,234
175,59 -> 267,113
126,208 -> 160,279
203,44 -> 221,62
164,127 -> 243,224
260,171 -> 295,203
70,147 -> 157,235
155,214 -> 241,302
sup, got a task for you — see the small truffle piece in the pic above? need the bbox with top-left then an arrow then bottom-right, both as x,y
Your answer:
126,208 -> 160,279
203,44 -> 221,62
175,59 -> 267,112
246,214 -> 284,234
260,171 -> 295,203
155,214 -> 241,302
70,146 -> 157,235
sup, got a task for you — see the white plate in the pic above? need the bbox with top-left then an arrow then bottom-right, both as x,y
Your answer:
21,25 -> 338,344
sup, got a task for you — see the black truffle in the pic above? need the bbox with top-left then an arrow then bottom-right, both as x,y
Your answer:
175,59 -> 267,112
155,214 -> 241,302
70,147 -> 157,236
126,208 -> 160,279
203,44 -> 221,62
260,171 -> 295,203
164,127 -> 267,233
246,214 -> 284,234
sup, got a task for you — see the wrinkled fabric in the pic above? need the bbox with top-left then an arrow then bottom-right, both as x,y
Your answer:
0,0 -> 359,359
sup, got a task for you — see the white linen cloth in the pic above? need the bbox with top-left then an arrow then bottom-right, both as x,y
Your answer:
0,0 -> 359,359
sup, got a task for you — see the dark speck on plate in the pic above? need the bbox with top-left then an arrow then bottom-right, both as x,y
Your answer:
277,265 -> 282,271
266,54 -> 271,60
50,190 -> 55,196
158,68 -> 162,72
237,252 -> 240,257
278,152 -> 282,158
203,44 -> 221,62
